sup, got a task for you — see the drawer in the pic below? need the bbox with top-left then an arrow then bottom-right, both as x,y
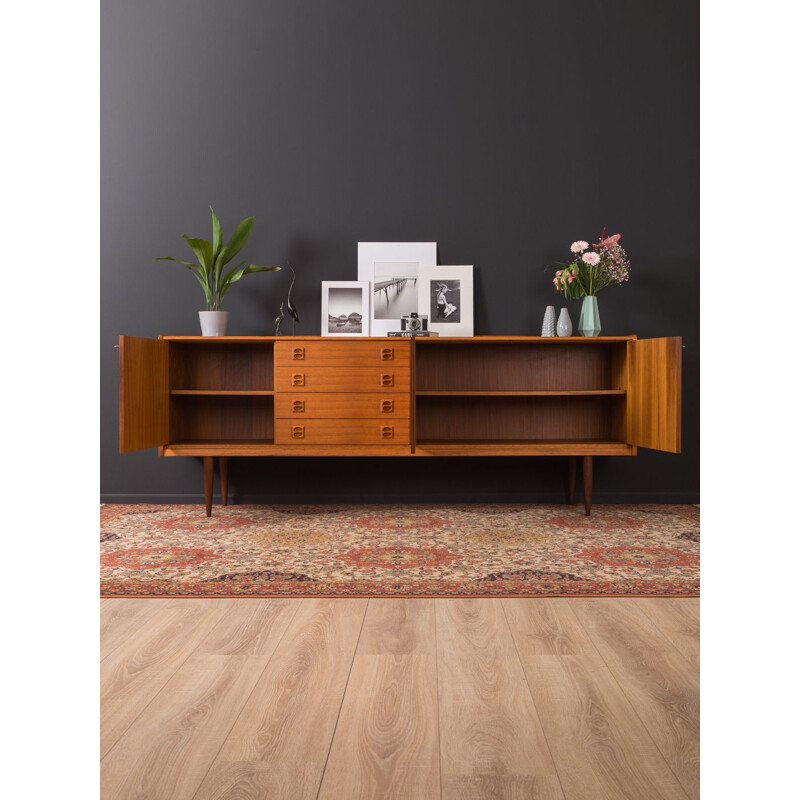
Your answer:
275,341 -> 410,367
275,418 -> 410,445
275,393 -> 410,419
275,366 -> 410,393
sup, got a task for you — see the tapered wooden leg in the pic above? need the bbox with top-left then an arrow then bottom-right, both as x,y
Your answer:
219,457 -> 229,506
582,455 -> 593,516
203,456 -> 214,517
568,456 -> 577,504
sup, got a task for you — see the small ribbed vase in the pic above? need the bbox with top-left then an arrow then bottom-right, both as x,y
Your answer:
541,305 -> 556,337
556,307 -> 573,337
578,296 -> 601,337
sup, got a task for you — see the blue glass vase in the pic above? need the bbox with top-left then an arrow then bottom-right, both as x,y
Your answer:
578,295 -> 601,337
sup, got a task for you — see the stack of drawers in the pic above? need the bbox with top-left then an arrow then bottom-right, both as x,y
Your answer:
274,340 -> 411,445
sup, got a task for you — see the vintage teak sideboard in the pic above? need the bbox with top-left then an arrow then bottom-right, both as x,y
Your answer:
119,335 -> 681,515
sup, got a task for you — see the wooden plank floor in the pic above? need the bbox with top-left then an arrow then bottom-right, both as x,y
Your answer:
101,598 -> 699,800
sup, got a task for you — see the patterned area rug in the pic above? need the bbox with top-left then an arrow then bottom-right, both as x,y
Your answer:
100,504 -> 699,597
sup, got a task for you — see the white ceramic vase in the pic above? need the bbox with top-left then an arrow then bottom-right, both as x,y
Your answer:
541,305 -> 556,337
556,307 -> 573,337
199,311 -> 229,336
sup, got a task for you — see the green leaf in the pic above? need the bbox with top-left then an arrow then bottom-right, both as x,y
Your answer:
216,216 -> 254,271
155,256 -> 199,268
218,262 -> 281,304
182,236 -> 214,279
210,207 -> 223,258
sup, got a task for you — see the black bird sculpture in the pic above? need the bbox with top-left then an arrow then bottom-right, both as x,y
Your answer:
274,301 -> 285,336
286,262 -> 300,335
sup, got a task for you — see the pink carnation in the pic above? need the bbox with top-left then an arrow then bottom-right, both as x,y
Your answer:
582,251 -> 600,266
570,240 -> 589,253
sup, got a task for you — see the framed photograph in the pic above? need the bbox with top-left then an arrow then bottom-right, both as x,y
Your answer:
321,281 -> 370,336
357,242 -> 437,336
418,265 -> 474,337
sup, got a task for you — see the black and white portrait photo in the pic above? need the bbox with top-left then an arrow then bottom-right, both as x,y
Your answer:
321,281 -> 370,336
432,280 -> 461,323
418,265 -> 474,337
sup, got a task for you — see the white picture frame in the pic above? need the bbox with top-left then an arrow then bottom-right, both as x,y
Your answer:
357,242 -> 437,336
321,281 -> 370,337
418,265 -> 474,337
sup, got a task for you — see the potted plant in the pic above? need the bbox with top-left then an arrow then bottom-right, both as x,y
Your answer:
156,207 -> 281,336
549,230 -> 631,336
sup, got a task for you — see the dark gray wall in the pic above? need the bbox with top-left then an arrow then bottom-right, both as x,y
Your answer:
101,0 -> 698,503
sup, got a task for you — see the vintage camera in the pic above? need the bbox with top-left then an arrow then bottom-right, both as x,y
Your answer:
400,312 -> 428,332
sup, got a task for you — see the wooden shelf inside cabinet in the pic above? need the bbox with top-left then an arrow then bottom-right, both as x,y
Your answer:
162,440 -> 413,457
170,390 -> 274,396
414,336 -> 637,344
163,439 -> 274,455
415,390 -> 626,397
414,439 -> 634,456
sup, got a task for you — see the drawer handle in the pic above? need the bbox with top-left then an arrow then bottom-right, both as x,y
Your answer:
292,400 -> 305,413
380,373 -> 394,387
292,373 -> 305,387
380,400 -> 394,413
291,425 -> 305,439
381,426 -> 394,439
380,347 -> 394,361
292,347 -> 305,360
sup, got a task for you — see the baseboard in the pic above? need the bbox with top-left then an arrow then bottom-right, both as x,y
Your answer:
101,491 -> 700,504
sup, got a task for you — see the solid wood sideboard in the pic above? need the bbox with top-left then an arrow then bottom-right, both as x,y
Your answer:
119,335 -> 681,515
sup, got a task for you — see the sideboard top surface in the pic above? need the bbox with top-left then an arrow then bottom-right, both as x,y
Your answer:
158,335 -> 638,343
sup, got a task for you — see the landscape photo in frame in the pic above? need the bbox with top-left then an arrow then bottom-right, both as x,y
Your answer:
321,281 -> 370,336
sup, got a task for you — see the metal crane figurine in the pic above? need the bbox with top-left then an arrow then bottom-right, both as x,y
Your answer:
274,301 -> 285,336
286,262 -> 300,334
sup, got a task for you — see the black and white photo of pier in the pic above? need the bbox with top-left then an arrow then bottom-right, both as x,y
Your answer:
372,262 -> 419,319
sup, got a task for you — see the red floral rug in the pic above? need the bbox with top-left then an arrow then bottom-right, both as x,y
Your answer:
100,504 -> 699,597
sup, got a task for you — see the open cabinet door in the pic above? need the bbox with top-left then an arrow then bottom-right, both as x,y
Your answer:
119,336 -> 170,453
627,336 -> 682,453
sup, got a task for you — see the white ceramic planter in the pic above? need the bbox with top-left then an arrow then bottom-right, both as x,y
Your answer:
199,311 -> 229,336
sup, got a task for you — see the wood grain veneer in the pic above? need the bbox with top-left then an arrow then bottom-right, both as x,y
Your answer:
415,342 -> 627,391
170,395 -> 274,442
100,600 -> 234,758
170,342 -> 274,391
170,389 -> 274,396
101,597 -> 699,799
570,598 -> 699,799
628,336 -> 682,453
275,340 -> 410,367
120,335 -> 679,514
275,366 -> 411,393
163,441 -> 412,456
119,335 -> 170,452
414,440 -> 633,456
416,389 -> 626,396
415,394 -> 626,441
194,599 -> 368,800
275,418 -> 410,445
275,392 -> 410,418
436,599 -> 564,799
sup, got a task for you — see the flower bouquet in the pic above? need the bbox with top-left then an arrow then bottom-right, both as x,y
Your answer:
550,230 -> 631,336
